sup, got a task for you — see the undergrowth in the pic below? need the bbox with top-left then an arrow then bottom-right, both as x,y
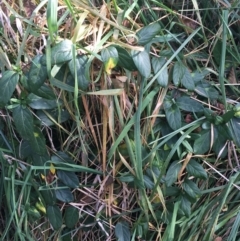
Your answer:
0,0 -> 240,240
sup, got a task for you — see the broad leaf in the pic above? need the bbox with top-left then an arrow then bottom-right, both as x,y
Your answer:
182,179 -> 201,200
0,70 -> 19,106
186,159 -> 207,179
176,96 -> 203,112
191,69 -> 210,83
181,67 -> 195,90
29,127 -> 47,155
36,109 -> 70,126
173,62 -> 195,90
101,46 -> 118,74
47,205 -> 62,230
51,151 -> 75,165
114,45 -> 136,71
40,187 -> 56,206
51,39 -> 73,64
193,130 -> 211,154
152,57 -> 168,87
164,161 -> 182,187
12,105 -> 34,140
118,174 -> 135,183
115,221 -> 131,241
179,195 -> 191,217
31,154 -> 49,168
143,175 -> 154,189
55,182 -> 74,203
131,50 -> 151,78
163,98 -> 182,130
31,84 -> 56,99
173,61 -> 185,86
195,81 -> 219,100
28,93 -> 62,109
64,206 -> 79,228
68,55 -> 90,90
136,22 -> 161,45
57,170 -> 79,188
230,117 -> 240,147
28,55 -> 48,91
19,140 -> 32,158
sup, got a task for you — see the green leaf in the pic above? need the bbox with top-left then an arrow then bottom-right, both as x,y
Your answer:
29,127 -> 47,155
115,221 -> 131,241
12,105 -> 34,140
152,57 -> 168,87
64,206 -> 79,228
28,93 -> 62,109
136,22 -> 161,45
36,109 -> 70,126
182,179 -> 201,200
164,161 -> 182,187
0,70 -> 19,106
31,84 -> 56,99
230,117 -> 240,147
131,50 -> 151,78
181,67 -> 195,91
193,130 -> 211,154
186,159 -> 207,179
114,45 -> 136,71
28,55 -> 48,92
55,183 -> 74,203
173,61 -> 185,86
118,174 -> 135,183
101,46 -> 118,74
163,98 -> 182,130
176,96 -> 203,112
40,187 -> 56,206
31,154 -> 49,169
51,152 -> 75,165
19,141 -> 32,158
143,175 -> 154,189
57,170 -> 79,188
179,195 -> 191,217
47,205 -> 62,230
191,69 -> 210,83
195,81 -> 219,100
173,62 -> 195,90
51,39 -> 73,65
68,55 -> 90,90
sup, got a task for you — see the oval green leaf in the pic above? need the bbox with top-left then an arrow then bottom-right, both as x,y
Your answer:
47,205 -> 62,230
28,93 -> 62,109
152,57 -> 168,87
68,55 -> 90,90
186,159 -> 207,179
64,206 -> 79,228
28,55 -> 48,92
0,70 -> 19,106
136,22 -> 161,45
55,183 -> 74,203
193,130 -> 210,154
29,127 -> 47,155
36,109 -> 70,126
115,221 -> 131,241
57,170 -> 79,188
101,46 -> 119,74
176,96 -> 203,112
51,39 -> 73,65
131,50 -> 151,78
114,45 -> 136,71
164,161 -> 182,187
13,105 -> 34,140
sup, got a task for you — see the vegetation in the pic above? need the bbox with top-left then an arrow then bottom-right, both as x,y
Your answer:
0,0 -> 240,240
